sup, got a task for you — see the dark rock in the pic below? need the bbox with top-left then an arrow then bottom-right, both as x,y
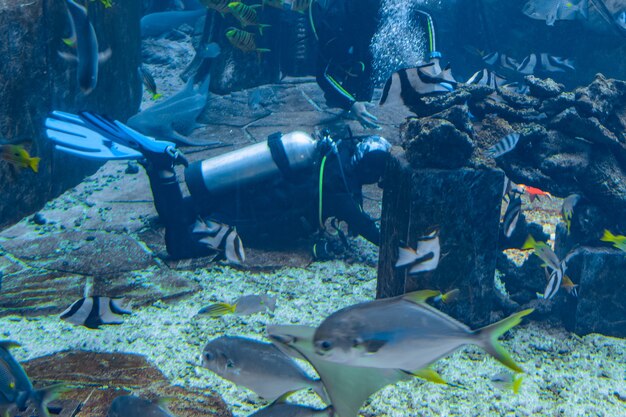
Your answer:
0,0 -> 141,229
23,351 -> 232,417
560,247 -> 626,337
497,252 -> 545,307
525,75 -> 564,99
31,212 -> 46,225
401,117 -> 474,169
499,215 -> 550,251
431,104 -> 474,135
539,92 -> 576,115
499,89 -> 540,108
549,107 -> 622,147
125,161 -> 140,174
482,99 -> 547,123
578,150 -> 626,224
406,89 -> 472,117
378,154 -> 503,327
574,74 -> 626,120
496,126 -> 593,198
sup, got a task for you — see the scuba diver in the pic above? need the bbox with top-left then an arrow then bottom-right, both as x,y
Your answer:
44,112 -> 391,263
310,0 -> 382,130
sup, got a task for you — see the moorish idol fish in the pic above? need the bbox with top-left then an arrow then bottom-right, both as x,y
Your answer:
60,296 -> 131,329
395,228 -> 441,274
517,53 -> 575,75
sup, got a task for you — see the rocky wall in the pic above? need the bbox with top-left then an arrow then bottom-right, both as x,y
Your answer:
0,0 -> 142,228
380,72 -> 626,335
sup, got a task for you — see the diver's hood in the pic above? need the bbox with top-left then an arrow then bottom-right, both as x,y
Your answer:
352,135 -> 392,185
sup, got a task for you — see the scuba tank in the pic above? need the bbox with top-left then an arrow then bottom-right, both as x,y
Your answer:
185,131 -> 318,201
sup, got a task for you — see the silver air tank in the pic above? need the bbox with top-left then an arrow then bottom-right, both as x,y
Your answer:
185,131 -> 317,200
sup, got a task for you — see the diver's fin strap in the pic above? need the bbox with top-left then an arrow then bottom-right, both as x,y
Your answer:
267,131 -> 292,179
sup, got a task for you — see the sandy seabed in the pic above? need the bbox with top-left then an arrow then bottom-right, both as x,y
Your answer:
2,257 -> 626,417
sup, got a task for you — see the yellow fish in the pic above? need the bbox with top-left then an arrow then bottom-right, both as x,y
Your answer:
225,27 -> 270,56
228,2 -> 271,34
200,0 -> 231,15
1,144 -> 40,173
90,0 -> 113,7
600,229 -> 626,252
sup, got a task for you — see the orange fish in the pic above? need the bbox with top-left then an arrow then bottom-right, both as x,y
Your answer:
518,184 -> 552,202
1,144 -> 40,173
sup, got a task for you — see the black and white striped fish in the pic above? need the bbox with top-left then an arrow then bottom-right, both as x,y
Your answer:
60,296 -> 131,329
503,195 -> 522,238
486,133 -> 520,158
542,259 -> 572,300
517,53 -> 575,75
482,52 -> 519,71
395,228 -> 441,274
195,219 -> 246,264
380,64 -> 453,106
466,69 -> 508,89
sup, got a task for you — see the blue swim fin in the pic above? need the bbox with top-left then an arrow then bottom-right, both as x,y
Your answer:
45,111 -> 178,162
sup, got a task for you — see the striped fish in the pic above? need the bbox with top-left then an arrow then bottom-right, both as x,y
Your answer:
225,27 -> 270,56
543,264 -> 564,299
228,2 -> 271,34
380,63 -> 453,106
517,53 -> 575,75
482,52 -> 519,71
466,68 -> 507,89
200,0 -> 231,15
503,195 -> 522,238
196,219 -> 246,264
486,132 -> 520,158
395,228 -> 440,274
60,296 -> 131,329
138,65 -> 162,100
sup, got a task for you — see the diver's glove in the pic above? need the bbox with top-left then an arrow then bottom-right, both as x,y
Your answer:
350,101 -> 381,130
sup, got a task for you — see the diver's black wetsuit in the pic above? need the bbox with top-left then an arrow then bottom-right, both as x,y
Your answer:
312,0 -> 380,110
145,139 -> 381,259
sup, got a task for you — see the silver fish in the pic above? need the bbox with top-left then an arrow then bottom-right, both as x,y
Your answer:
312,290 -> 532,373
503,195 -> 522,238
127,74 -> 222,147
0,341 -> 64,417
491,371 -> 523,394
107,395 -> 175,417
522,0 -> 588,25
201,336 -> 327,402
59,0 -> 111,94
395,228 -> 440,274
60,296 -> 131,329
198,294 -> 277,317
486,133 -> 520,158
267,325 -> 410,417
